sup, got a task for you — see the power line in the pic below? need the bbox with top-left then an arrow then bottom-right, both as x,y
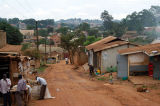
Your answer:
15,0 -> 34,18
25,0 -> 38,19
4,0 -> 28,19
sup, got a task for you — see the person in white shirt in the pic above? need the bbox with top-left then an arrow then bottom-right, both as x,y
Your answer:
0,74 -> 11,106
65,57 -> 68,64
36,76 -> 47,100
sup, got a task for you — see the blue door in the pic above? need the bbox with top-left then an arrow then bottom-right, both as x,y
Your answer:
117,55 -> 128,79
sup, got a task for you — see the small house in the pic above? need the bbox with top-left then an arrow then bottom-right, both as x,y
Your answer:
50,33 -> 61,47
86,36 -> 137,73
0,30 -> 28,85
118,43 -> 160,80
0,44 -> 23,85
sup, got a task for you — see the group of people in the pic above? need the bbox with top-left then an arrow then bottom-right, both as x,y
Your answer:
0,74 -> 28,106
0,73 -> 47,106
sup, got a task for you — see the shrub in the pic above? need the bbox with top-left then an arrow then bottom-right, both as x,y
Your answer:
106,66 -> 117,73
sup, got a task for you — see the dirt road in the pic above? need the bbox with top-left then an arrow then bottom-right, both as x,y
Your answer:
31,61 -> 160,106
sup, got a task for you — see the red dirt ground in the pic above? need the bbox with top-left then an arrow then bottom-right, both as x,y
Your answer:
30,61 -> 160,106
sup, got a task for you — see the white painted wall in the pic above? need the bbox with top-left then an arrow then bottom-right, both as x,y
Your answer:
101,44 -> 135,72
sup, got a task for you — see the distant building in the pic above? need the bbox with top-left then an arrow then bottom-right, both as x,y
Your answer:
39,44 -> 64,60
10,24 -> 17,27
19,22 -> 27,30
151,37 -> 160,44
144,27 -> 160,33
121,31 -> 138,40
20,30 -> 34,43
50,33 -> 61,47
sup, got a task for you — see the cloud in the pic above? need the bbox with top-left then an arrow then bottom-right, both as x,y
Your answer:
0,0 -> 159,20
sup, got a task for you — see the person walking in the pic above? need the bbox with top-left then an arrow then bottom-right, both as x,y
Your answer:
36,76 -> 47,100
88,64 -> 94,76
109,73 -> 113,84
0,74 -> 11,106
65,57 -> 68,64
16,74 -> 27,106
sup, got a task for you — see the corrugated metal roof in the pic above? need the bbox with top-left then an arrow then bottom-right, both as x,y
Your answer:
119,43 -> 160,56
0,44 -> 22,53
85,36 -> 118,50
94,41 -> 128,52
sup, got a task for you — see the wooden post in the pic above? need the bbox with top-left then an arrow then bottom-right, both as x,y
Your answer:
45,35 -> 47,63
35,21 -> 39,51
128,55 -> 130,78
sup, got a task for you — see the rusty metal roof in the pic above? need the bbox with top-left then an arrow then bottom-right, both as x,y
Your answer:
94,41 -> 129,52
118,43 -> 160,56
85,36 -> 119,50
0,44 -> 22,53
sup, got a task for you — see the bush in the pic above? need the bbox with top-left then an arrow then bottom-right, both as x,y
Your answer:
106,66 -> 117,73
21,43 -> 31,51
23,49 -> 41,59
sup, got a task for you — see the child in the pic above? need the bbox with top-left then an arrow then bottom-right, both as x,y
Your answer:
109,73 -> 113,84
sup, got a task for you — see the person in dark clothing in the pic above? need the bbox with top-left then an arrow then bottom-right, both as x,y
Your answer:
0,74 -> 11,106
88,64 -> 94,76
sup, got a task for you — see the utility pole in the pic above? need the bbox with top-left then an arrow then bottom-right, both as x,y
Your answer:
35,21 -> 39,51
45,35 -> 47,63
50,37 -> 51,57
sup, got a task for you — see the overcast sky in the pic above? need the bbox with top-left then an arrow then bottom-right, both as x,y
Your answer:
0,0 -> 159,20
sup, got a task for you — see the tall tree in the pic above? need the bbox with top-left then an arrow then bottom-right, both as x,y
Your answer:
38,29 -> 48,37
8,18 -> 19,25
0,22 -> 23,45
78,22 -> 90,31
123,9 -> 156,33
101,10 -> 113,31
56,27 -> 69,35
149,6 -> 160,24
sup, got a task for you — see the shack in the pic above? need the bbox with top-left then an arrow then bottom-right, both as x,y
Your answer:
0,30 -> 26,85
86,36 -> 137,73
0,44 -> 22,85
118,43 -> 160,80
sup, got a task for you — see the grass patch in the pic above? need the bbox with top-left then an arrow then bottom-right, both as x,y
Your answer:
37,65 -> 48,73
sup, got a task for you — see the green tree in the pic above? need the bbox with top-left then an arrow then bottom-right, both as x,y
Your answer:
22,18 -> 36,26
78,22 -> 90,31
8,18 -> 19,25
21,43 -> 31,51
149,5 -> 160,24
56,27 -> 69,35
101,10 -> 113,31
61,31 -> 86,64
0,22 -> 23,45
0,18 -> 7,22
88,28 -> 99,37
27,24 -> 35,30
83,36 -> 101,46
123,9 -> 156,33
38,19 -> 54,28
112,22 -> 126,37
38,29 -> 48,37
39,38 -> 49,45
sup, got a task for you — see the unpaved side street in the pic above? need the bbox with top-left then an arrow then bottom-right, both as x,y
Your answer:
31,61 -> 160,106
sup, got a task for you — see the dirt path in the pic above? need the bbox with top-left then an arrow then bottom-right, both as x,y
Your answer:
31,61 -> 160,106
